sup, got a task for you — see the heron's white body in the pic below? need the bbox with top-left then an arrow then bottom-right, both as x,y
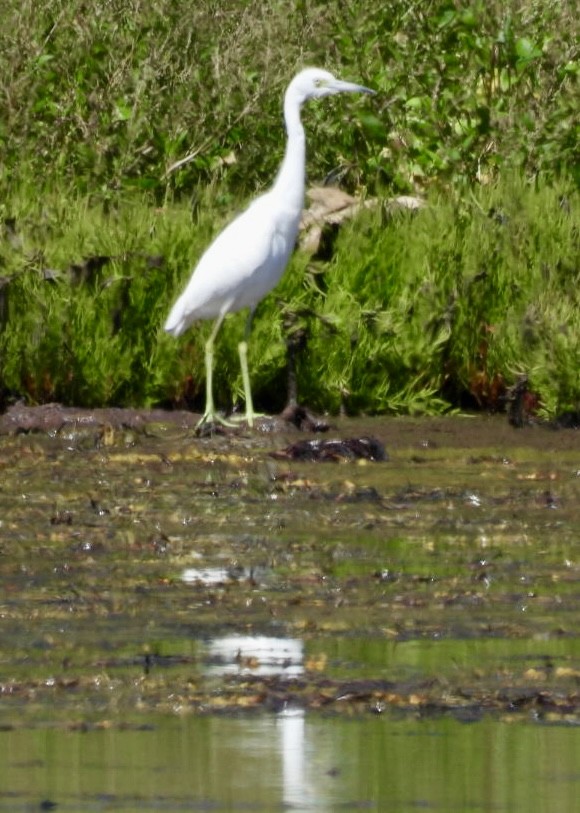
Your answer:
164,67 -> 373,426
164,193 -> 302,333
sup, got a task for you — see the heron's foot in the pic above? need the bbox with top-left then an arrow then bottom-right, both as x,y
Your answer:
227,410 -> 268,429
195,411 -> 238,434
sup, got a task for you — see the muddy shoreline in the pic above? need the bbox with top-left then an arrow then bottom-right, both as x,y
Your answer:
0,401 -> 578,453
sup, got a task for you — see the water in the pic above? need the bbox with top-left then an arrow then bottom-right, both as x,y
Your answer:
1,414 -> 579,811
2,713 -> 580,811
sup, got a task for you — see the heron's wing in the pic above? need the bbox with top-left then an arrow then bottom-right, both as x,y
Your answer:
165,194 -> 299,335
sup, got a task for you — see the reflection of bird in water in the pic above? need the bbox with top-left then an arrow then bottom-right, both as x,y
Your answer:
164,68 -> 374,429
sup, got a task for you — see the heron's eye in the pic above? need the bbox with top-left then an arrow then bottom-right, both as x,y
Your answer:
314,78 -> 327,88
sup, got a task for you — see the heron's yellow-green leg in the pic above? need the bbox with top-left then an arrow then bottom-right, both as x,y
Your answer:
196,313 -> 236,430
229,310 -> 266,428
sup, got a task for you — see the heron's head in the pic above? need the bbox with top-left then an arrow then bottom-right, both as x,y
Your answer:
290,67 -> 375,103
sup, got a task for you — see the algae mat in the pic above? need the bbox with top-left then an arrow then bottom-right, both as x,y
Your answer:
0,413 -> 579,725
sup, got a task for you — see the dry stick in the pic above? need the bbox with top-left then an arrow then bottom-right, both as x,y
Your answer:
162,96 -> 260,179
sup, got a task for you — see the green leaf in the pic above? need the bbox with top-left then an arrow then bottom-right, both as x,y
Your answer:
35,53 -> 55,66
358,112 -> 386,138
114,102 -> 133,122
405,96 -> 423,110
515,37 -> 541,61
437,9 -> 456,28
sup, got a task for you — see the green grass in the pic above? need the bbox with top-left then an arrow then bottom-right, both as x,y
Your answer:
0,176 -> 577,416
0,0 -> 578,415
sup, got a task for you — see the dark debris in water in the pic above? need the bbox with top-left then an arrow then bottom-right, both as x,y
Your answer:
506,374 -> 540,427
3,670 -> 580,724
278,403 -> 330,432
506,374 -> 580,430
271,436 -> 387,462
552,410 -> 580,429
196,673 -> 580,722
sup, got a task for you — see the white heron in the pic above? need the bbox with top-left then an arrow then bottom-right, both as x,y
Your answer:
164,67 -> 374,428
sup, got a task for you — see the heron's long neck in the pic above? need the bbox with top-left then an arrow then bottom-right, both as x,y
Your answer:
272,89 -> 306,213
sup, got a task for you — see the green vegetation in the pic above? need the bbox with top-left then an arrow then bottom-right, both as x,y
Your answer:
0,0 -> 578,415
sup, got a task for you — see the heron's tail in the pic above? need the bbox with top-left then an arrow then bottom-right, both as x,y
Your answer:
164,297 -> 188,337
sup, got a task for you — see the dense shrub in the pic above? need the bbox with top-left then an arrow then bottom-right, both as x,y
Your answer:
0,1 -> 577,415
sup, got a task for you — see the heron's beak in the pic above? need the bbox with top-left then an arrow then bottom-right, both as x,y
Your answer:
332,79 -> 375,95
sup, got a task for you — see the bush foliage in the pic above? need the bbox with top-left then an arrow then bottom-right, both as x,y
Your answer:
1,0 -> 577,193
0,0 -> 578,415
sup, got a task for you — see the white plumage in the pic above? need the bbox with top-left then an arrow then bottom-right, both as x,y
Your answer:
165,195 -> 299,330
165,67 -> 374,428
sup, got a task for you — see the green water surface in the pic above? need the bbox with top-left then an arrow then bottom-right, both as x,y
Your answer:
1,415 -> 579,811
